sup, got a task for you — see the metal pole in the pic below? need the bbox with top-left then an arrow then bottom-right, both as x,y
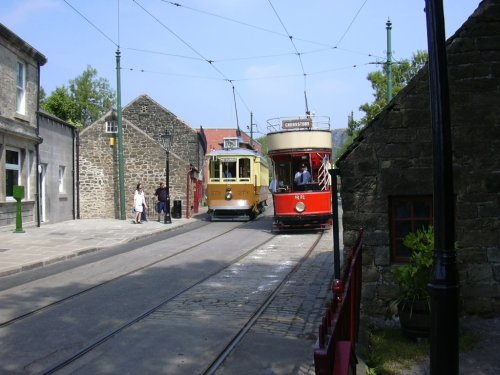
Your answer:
424,1 -> 459,373
164,150 -> 172,224
329,169 -> 341,279
386,19 -> 393,103
116,48 -> 126,220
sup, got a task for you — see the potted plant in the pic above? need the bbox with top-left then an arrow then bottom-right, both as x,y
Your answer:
389,226 -> 434,339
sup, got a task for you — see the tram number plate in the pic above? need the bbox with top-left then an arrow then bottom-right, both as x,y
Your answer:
294,194 -> 306,200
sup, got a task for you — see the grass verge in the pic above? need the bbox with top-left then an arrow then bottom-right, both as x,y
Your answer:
362,326 -> 477,375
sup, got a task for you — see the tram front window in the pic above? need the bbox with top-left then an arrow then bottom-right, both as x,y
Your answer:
223,160 -> 236,179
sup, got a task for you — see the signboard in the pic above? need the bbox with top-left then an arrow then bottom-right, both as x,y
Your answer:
282,118 -> 313,129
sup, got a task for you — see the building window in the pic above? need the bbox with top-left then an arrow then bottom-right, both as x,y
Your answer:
389,195 -> 433,262
16,61 -> 26,115
58,166 -> 66,193
6,148 -> 21,198
105,120 -> 118,133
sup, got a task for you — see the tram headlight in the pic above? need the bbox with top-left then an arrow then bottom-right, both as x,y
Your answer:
295,201 -> 305,213
225,191 -> 233,200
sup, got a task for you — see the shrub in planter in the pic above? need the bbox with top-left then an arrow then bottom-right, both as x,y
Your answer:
389,226 -> 434,338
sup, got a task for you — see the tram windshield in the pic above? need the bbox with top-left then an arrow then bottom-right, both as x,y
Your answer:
209,157 -> 251,181
270,152 -> 331,193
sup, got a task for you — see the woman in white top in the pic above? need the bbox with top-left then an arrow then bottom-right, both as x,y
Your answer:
133,183 -> 147,224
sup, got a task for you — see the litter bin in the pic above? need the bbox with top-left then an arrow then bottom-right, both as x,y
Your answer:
172,200 -> 182,219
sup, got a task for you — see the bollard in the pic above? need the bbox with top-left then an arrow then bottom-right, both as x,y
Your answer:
13,185 -> 25,233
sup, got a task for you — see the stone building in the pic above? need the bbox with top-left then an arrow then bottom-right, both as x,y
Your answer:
0,23 -> 46,227
38,110 -> 77,223
338,0 -> 500,316
79,95 -> 206,220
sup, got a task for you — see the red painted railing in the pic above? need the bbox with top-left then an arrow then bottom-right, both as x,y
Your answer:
314,230 -> 364,375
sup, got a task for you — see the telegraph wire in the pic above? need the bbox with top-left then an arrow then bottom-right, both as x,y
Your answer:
334,0 -> 370,47
63,0 -> 118,48
162,0 -> 288,39
162,0 -> 381,60
133,0 -> 251,127
267,0 -> 309,114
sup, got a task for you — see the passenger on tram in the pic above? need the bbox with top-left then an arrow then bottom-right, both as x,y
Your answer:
298,164 -> 312,185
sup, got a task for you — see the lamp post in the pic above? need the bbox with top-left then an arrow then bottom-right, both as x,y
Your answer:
160,128 -> 173,224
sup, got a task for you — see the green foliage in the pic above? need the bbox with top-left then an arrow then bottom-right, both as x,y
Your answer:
356,50 -> 428,127
392,226 -> 434,307
255,135 -> 268,154
41,65 -> 115,128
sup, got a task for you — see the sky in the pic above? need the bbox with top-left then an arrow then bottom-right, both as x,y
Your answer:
2,0 -> 481,136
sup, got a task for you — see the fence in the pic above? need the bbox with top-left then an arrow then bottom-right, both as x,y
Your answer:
314,229 -> 364,375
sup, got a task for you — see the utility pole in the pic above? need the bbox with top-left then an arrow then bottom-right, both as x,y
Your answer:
250,112 -> 254,147
386,19 -> 393,103
116,48 -> 126,220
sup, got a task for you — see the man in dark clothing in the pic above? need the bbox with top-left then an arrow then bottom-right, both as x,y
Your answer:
154,182 -> 169,222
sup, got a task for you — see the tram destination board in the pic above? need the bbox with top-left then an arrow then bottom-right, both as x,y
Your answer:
282,118 -> 312,129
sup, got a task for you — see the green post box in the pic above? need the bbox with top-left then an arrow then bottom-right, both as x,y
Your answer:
13,185 -> 25,233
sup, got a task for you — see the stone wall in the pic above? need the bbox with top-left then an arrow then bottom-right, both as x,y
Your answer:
79,95 -> 204,219
338,0 -> 500,316
0,24 -> 45,227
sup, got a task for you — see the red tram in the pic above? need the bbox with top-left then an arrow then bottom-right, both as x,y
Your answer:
267,116 -> 333,231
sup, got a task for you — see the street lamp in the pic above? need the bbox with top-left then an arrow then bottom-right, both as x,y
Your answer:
160,128 -> 173,224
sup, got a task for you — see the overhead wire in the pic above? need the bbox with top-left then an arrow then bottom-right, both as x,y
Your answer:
267,0 -> 309,115
63,0 -> 118,48
162,0 -> 381,59
334,0 -> 370,47
132,0 -> 248,131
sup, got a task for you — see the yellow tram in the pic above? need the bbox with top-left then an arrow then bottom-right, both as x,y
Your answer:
207,137 -> 270,221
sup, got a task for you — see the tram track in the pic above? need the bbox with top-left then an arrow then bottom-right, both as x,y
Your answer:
202,230 -> 324,375
41,231 -> 283,375
0,220 -> 245,328
0,215 -> 327,375
41,230 -> 325,374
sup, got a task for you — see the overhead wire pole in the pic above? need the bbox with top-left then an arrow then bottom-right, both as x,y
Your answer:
424,0 -> 459,373
63,0 -> 126,220
386,19 -> 393,103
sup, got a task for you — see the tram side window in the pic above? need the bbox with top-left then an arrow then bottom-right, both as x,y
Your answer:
239,158 -> 250,179
209,159 -> 220,179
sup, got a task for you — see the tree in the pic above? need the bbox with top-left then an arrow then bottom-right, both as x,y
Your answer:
41,65 -> 116,128
334,51 -> 427,162
357,50 -> 428,127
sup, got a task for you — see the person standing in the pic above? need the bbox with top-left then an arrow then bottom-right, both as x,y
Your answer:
154,182 -> 168,222
298,164 -> 312,185
133,183 -> 147,224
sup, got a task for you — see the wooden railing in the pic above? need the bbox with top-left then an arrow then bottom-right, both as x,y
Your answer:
314,230 -> 364,375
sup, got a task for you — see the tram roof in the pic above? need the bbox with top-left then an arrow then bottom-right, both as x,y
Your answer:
207,148 -> 262,157
267,115 -> 330,134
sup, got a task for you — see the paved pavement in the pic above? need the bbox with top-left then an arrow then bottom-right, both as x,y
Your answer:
0,216 -> 498,374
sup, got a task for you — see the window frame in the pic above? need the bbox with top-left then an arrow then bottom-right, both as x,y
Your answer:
105,120 -> 118,134
389,195 -> 433,263
5,147 -> 22,200
58,165 -> 66,193
16,61 -> 26,115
